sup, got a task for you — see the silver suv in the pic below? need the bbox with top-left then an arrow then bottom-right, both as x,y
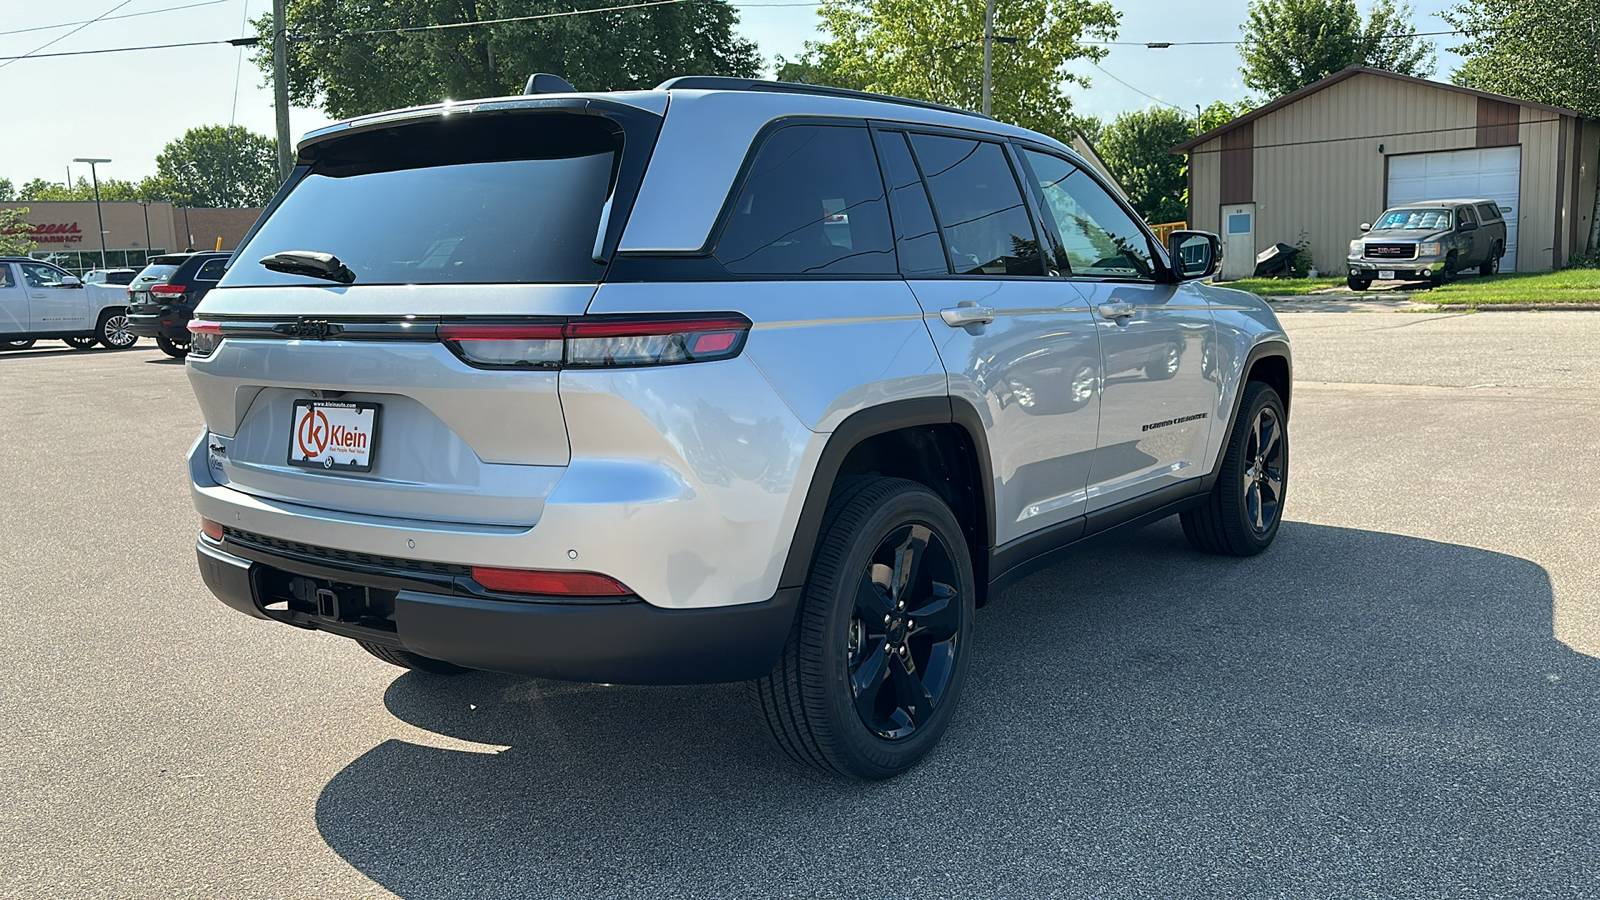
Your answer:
188,77 -> 1291,779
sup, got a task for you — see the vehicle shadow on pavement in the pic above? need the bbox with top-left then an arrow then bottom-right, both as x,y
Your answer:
315,520 -> 1600,899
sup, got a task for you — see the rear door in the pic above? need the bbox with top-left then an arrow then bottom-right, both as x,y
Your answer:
0,263 -> 27,333
1014,147 -> 1217,513
888,129 -> 1102,544
19,262 -> 89,331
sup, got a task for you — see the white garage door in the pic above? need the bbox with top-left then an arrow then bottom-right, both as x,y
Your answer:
1388,146 -> 1521,270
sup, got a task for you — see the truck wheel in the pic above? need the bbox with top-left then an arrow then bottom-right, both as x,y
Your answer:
1347,275 -> 1372,291
98,310 -> 138,349
156,333 -> 189,359
1431,255 -> 1458,288
753,477 -> 975,780
358,641 -> 471,675
1181,381 -> 1287,557
1,339 -> 34,351
63,336 -> 99,350
1479,247 -> 1501,277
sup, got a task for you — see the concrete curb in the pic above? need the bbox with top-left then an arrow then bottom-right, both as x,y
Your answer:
1429,302 -> 1600,312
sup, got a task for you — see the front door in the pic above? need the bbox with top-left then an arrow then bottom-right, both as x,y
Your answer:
0,263 -> 27,334
19,262 -> 88,331
1220,203 -> 1256,280
882,129 -> 1103,545
1016,148 -> 1218,513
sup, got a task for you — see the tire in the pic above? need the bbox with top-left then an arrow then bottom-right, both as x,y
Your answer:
1180,381 -> 1287,557
358,641 -> 471,675
753,477 -> 976,780
1,339 -> 35,351
1347,275 -> 1372,291
1479,246 -> 1501,277
1430,254 -> 1458,288
1144,342 -> 1181,381
156,333 -> 189,359
62,336 -> 99,350
97,309 -> 138,349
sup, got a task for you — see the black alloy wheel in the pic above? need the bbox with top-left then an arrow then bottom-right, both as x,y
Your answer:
63,336 -> 99,350
1180,381 -> 1288,556
754,477 -> 975,780
156,333 -> 189,359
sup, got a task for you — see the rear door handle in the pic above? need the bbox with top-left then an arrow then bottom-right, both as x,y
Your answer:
1097,302 -> 1136,320
940,306 -> 995,327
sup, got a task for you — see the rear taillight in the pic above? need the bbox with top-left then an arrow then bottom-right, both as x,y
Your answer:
440,314 -> 751,370
150,284 -> 187,296
187,319 -> 222,358
470,566 -> 632,597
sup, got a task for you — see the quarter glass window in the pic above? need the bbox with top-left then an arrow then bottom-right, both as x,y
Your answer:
196,259 -> 229,281
876,132 -> 949,276
908,134 -> 1043,276
715,125 -> 895,275
1022,149 -> 1157,280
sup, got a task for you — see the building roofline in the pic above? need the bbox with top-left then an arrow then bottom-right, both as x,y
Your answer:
1169,66 -> 1589,154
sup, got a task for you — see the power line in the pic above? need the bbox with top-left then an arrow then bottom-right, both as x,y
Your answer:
0,0 -> 233,38
1086,61 -> 1188,114
0,38 -> 235,62
0,0 -> 133,69
1082,29 -> 1463,47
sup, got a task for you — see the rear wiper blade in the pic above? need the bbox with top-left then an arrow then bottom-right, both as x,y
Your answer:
259,250 -> 356,284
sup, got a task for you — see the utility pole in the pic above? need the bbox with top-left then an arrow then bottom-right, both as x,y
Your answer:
272,0 -> 292,179
981,0 -> 995,116
74,158 -> 111,270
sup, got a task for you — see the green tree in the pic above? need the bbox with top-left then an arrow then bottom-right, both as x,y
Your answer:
1239,0 -> 1435,99
1444,0 -> 1600,252
0,207 -> 35,256
258,0 -> 761,120
1096,106 -> 1193,224
776,0 -> 1120,143
0,178 -> 13,202
1198,99 -> 1254,133
16,175 -> 171,202
153,126 -> 280,208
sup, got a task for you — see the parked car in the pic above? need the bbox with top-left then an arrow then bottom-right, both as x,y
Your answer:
0,257 -> 137,351
126,252 -> 231,358
186,76 -> 1292,780
1346,199 -> 1507,290
83,268 -> 138,287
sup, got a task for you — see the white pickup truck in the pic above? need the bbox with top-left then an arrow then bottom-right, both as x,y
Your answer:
0,257 -> 138,351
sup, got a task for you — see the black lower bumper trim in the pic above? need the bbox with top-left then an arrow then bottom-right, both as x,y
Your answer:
195,540 -> 800,685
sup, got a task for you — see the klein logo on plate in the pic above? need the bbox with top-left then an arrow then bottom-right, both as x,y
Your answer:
288,400 -> 380,473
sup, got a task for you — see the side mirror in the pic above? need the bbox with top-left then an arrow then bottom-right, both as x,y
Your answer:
60,275 -> 82,287
1359,223 -> 1372,233
1167,230 -> 1221,281
1459,221 -> 1479,232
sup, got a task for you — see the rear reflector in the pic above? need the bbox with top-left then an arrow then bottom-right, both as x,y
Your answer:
471,566 -> 632,597
150,284 -> 187,296
440,313 -> 751,370
200,518 -> 224,542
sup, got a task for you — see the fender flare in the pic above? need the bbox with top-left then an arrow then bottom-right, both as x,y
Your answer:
1201,339 -> 1292,492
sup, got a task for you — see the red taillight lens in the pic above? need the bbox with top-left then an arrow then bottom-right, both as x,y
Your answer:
150,284 -> 187,296
187,319 -> 223,358
200,518 -> 224,542
438,323 -> 564,368
470,566 -> 632,597
438,314 -> 751,370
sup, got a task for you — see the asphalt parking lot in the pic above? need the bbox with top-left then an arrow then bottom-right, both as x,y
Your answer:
3,311 -> 1599,898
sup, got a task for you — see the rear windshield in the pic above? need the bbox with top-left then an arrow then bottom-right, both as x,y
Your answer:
223,114 -> 622,287
132,264 -> 180,285
1376,209 -> 1452,230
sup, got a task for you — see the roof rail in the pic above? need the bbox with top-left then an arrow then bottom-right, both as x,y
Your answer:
654,76 -> 990,120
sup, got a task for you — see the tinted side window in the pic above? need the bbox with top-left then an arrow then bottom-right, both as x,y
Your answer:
908,134 -> 1043,277
876,131 -> 949,277
1458,205 -> 1476,225
1477,203 -> 1499,222
1021,149 -> 1157,281
20,263 -> 68,288
195,259 -> 228,281
715,125 -> 894,276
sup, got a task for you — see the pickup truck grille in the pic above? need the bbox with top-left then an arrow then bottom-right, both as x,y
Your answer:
1365,243 -> 1417,260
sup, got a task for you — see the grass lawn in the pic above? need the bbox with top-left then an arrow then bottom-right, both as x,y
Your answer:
1426,268 -> 1600,305
1220,277 -> 1346,296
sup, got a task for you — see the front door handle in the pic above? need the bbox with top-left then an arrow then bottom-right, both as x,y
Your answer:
1098,302 -> 1136,320
940,305 -> 995,327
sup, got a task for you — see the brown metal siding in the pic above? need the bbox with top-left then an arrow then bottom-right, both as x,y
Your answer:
1519,105 -> 1564,272
1188,143 -> 1221,235
1477,98 -> 1520,148
1555,117 -> 1570,269
1219,123 -> 1253,206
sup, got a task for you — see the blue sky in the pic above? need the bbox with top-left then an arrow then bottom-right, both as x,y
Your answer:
1,0 -> 1469,186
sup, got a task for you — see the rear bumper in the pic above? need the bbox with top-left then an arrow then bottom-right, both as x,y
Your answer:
196,538 -> 800,684
127,305 -> 191,339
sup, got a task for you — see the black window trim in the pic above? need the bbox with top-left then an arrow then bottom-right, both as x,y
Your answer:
882,124 -> 1051,281
864,126 -> 948,277
1010,138 -> 1179,285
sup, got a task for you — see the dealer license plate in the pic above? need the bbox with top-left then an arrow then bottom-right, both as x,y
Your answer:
1378,270 -> 1396,280
288,400 -> 380,473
